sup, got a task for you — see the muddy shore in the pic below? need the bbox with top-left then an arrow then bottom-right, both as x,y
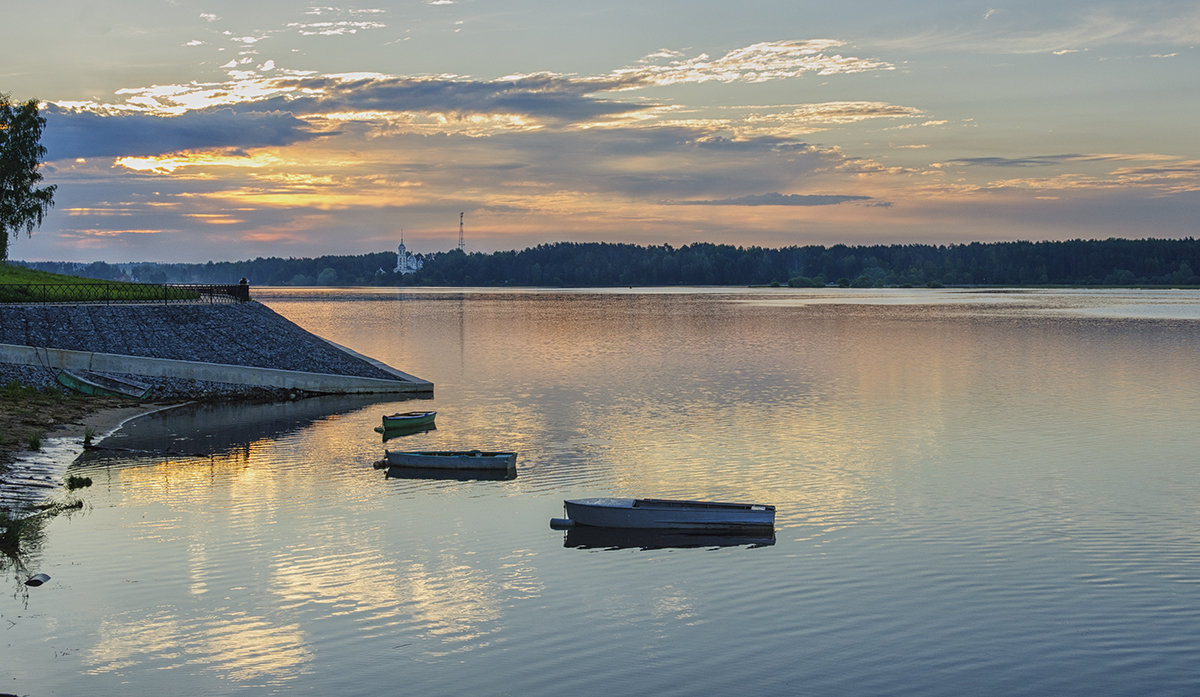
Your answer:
0,391 -> 172,470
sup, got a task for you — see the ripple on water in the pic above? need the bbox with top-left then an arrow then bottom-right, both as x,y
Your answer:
9,290 -> 1200,697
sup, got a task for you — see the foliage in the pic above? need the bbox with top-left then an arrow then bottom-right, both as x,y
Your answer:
0,94 -> 56,260
18,252 -> 401,287
13,237 -> 1200,288
66,475 -> 92,490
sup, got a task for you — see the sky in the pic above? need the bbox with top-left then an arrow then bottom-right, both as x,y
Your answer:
2,0 -> 1198,262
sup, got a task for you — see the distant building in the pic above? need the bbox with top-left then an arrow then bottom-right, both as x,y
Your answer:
396,239 -> 423,275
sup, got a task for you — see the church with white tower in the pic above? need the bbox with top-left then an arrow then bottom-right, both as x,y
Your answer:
396,235 -> 423,275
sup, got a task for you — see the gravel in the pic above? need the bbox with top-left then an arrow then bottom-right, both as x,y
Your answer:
0,301 -> 402,399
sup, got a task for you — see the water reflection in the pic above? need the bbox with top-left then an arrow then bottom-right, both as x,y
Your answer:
8,289 -> 1200,696
85,607 -> 313,684
382,466 -> 518,482
562,526 -> 776,550
376,424 -> 437,441
77,394 -> 425,463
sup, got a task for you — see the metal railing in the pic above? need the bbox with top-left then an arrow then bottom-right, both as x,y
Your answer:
0,283 -> 251,304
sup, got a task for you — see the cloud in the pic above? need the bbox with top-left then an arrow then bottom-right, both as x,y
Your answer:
42,105 -> 327,159
52,73 -> 655,132
736,101 -> 923,137
258,73 -> 656,125
674,192 -> 875,206
872,5 -> 1200,55
260,40 -> 893,124
40,40 -> 898,158
22,36 -> 909,260
942,154 -> 1114,167
982,159 -> 1200,195
285,20 -> 387,36
758,102 -> 923,124
611,40 -> 892,87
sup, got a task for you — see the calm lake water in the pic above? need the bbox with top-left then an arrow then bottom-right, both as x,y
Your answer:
4,287 -> 1200,696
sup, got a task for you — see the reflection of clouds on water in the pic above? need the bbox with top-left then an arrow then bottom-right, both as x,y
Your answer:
86,608 -> 186,673
267,542 -> 544,657
86,607 -> 313,684
652,587 -> 698,622
193,612 -> 313,684
399,555 -> 511,655
736,288 -> 1200,320
270,547 -> 407,620
70,393 -> 544,660
18,288 -> 1197,695
497,548 -> 544,601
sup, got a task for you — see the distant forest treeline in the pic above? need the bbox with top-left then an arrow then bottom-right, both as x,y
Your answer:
17,238 -> 1200,288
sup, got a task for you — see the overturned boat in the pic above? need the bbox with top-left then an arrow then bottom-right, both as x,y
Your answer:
56,369 -> 153,399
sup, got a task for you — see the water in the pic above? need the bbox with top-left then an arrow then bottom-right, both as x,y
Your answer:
4,287 -> 1200,696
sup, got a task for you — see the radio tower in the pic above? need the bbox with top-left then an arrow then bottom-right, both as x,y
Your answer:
458,212 -> 465,251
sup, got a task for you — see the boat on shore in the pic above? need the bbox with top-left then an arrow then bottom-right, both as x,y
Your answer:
384,449 -> 517,470
556,498 -> 775,531
55,369 -> 153,399
381,410 -> 436,430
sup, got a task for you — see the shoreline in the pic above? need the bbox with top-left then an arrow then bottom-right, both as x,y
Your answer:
0,399 -> 180,515
52,402 -> 182,443
0,396 -> 176,480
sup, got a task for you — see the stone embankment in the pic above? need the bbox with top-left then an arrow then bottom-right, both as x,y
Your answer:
0,302 -> 428,399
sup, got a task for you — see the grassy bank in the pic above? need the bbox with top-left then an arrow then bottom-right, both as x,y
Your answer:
1,262 -> 108,284
0,261 -> 200,302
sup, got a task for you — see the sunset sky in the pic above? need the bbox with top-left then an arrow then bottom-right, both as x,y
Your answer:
3,1 -> 1198,262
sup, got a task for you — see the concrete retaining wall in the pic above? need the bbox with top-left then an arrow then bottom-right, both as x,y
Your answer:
0,301 -> 432,396
0,343 -> 430,394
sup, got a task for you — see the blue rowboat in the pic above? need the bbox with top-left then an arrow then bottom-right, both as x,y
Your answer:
558,498 -> 775,531
384,449 -> 516,470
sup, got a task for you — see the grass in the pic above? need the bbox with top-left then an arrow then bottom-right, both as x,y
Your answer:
0,262 -> 200,302
0,263 -> 87,284
0,380 -> 131,468
66,475 -> 92,490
